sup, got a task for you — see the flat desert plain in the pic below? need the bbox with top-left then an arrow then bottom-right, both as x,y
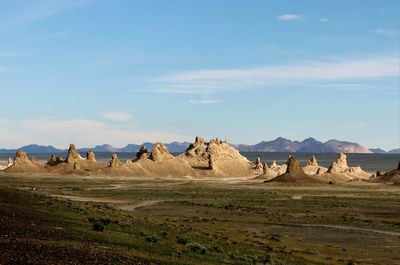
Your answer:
0,175 -> 399,265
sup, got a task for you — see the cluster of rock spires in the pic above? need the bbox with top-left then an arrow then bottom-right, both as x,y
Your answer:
1,136 -> 398,184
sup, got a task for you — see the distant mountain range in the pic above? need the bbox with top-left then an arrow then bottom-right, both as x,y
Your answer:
0,137 -> 399,154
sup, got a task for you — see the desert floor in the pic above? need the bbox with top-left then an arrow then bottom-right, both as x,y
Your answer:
0,175 -> 399,265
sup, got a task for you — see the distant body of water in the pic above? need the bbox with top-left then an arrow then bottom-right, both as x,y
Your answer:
0,152 -> 399,173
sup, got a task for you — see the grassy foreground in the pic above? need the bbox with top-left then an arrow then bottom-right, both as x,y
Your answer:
0,175 -> 399,264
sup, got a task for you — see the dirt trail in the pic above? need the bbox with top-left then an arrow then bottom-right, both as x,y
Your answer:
49,194 -> 127,204
118,200 -> 164,211
275,223 -> 400,236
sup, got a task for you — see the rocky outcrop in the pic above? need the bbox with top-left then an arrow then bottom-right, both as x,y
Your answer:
149,142 -> 173,162
13,150 -> 30,167
286,155 -> 304,174
327,161 -> 341,174
270,160 -> 277,168
324,153 -> 370,180
254,157 -> 263,174
179,136 -> 252,176
0,157 -> 13,171
109,153 -> 122,168
86,150 -> 96,162
7,157 -> 13,167
307,155 -> 318,167
372,160 -> 400,184
136,145 -> 149,159
262,162 -> 268,174
266,155 -> 322,183
336,153 -> 348,170
66,144 -> 83,164
47,154 -> 64,166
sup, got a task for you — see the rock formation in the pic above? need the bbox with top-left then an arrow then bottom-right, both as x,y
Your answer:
73,162 -> 80,170
327,161 -> 341,174
373,160 -> 400,184
307,155 -> 318,167
254,157 -> 263,174
286,155 -> 304,174
149,142 -> 173,162
336,153 -> 348,170
66,144 -> 83,164
271,160 -> 277,168
47,154 -> 64,165
86,150 -> 96,162
7,157 -> 13,167
0,157 -> 13,171
266,155 -> 322,183
109,153 -> 122,168
179,136 -> 252,176
136,145 -> 149,159
262,162 -> 268,174
325,153 -> 370,180
13,150 -> 30,166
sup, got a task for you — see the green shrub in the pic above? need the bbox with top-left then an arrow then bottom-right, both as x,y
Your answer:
145,234 -> 159,243
92,222 -> 104,232
176,236 -> 190,245
187,242 -> 208,254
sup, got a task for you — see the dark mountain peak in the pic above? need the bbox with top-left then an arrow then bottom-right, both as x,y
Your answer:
301,137 -> 318,143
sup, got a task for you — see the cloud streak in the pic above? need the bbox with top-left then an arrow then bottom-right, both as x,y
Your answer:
277,14 -> 302,21
188,99 -> 222,105
4,0 -> 91,28
102,112 -> 132,122
150,56 -> 399,93
372,28 -> 399,37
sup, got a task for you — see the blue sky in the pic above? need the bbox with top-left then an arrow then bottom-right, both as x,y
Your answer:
0,0 -> 399,150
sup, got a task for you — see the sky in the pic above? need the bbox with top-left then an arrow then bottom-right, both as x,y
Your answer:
0,0 -> 399,150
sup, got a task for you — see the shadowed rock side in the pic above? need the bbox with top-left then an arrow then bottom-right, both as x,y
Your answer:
372,160 -> 400,184
86,150 -> 96,162
178,137 -> 253,177
136,145 -> 149,160
265,156 -> 323,183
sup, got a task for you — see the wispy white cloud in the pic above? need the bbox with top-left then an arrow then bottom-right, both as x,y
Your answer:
102,111 -> 132,122
277,14 -> 302,21
372,28 -> 399,37
4,0 -> 91,28
319,18 -> 329,22
188,99 -> 222,105
150,56 -> 399,94
1,116 -> 191,148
